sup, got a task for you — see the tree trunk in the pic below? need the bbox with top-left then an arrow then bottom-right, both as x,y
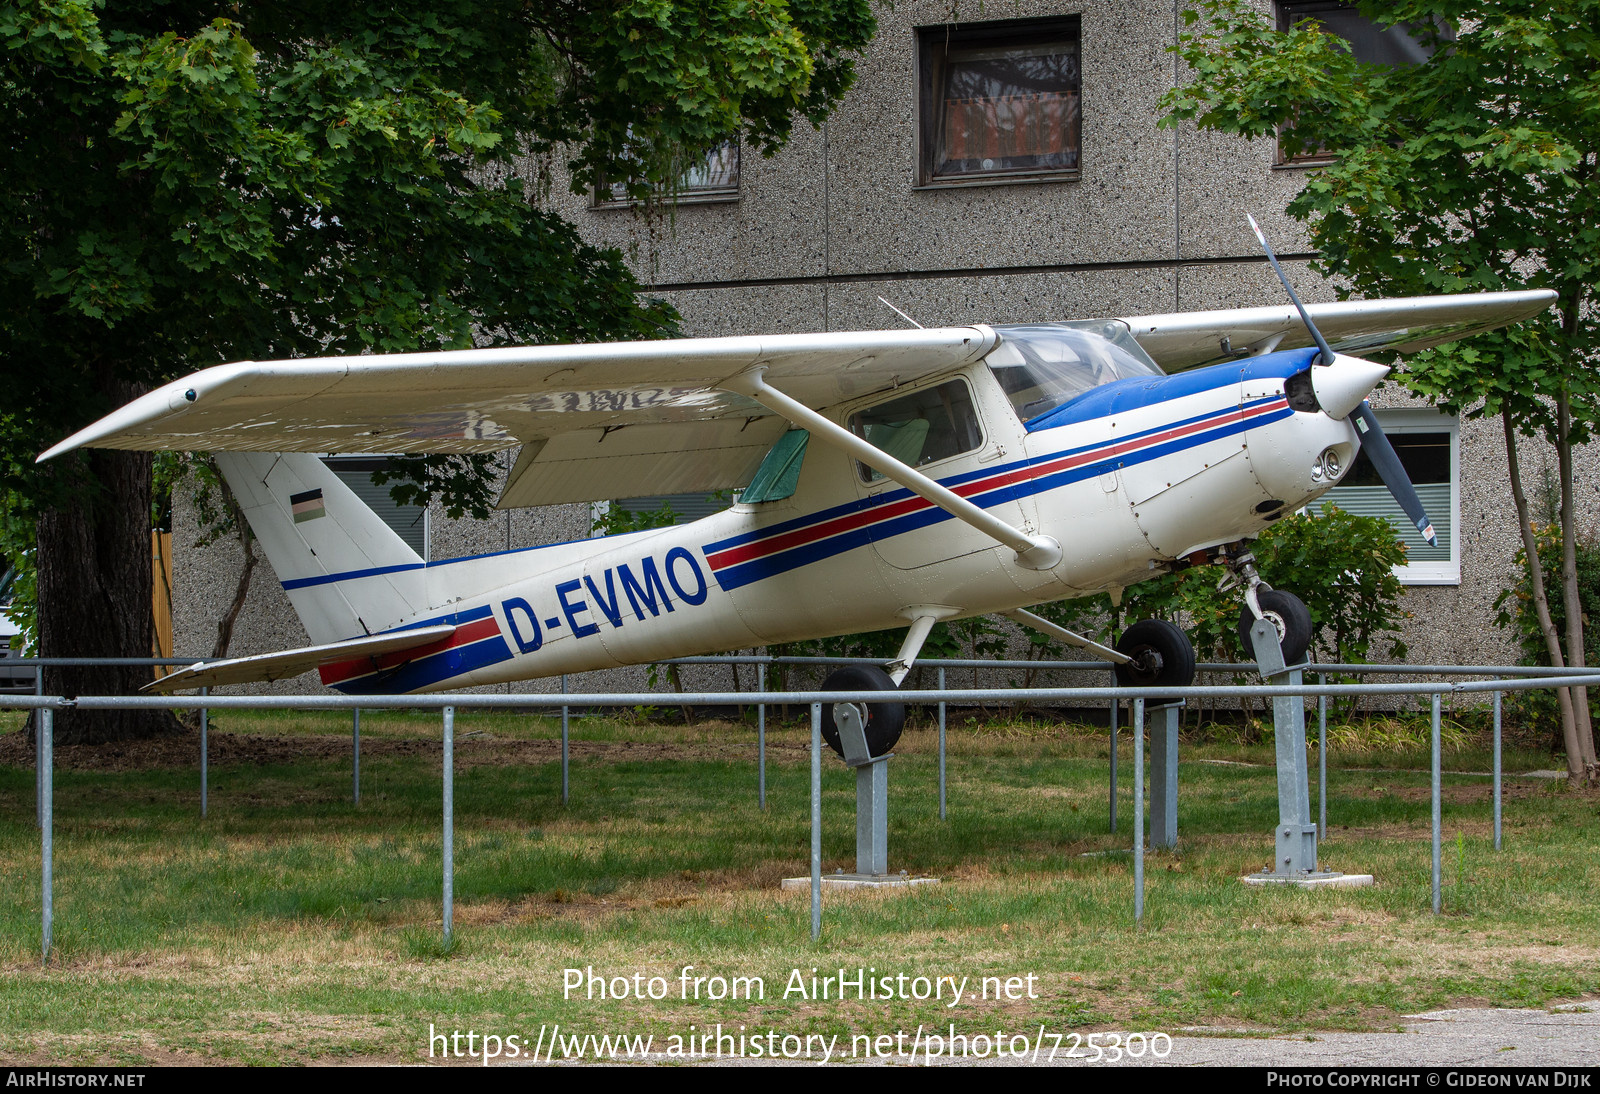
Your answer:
211,474 -> 257,661
1556,395 -> 1599,781
1504,412 -> 1584,783
36,442 -> 182,745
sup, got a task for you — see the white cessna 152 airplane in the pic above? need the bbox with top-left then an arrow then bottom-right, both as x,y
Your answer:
42,226 -> 1555,755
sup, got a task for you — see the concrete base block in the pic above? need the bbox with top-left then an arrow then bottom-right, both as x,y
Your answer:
780,874 -> 940,891
1239,871 -> 1375,889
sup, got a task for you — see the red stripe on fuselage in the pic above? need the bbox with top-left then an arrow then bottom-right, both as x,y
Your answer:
318,616 -> 499,686
705,398 -> 1285,571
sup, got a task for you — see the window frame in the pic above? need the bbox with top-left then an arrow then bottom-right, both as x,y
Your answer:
914,15 -> 1082,190
1272,0 -> 1446,168
846,376 -> 987,485
592,141 -> 742,209
1316,409 -> 1460,586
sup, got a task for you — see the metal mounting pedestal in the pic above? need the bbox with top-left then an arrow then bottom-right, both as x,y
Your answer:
783,701 -> 937,891
1242,620 -> 1371,889
1148,700 -> 1182,850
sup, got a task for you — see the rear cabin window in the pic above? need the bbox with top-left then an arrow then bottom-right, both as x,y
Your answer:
849,379 -> 983,483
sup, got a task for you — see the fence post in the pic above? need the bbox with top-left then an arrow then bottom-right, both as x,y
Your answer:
1431,693 -> 1441,915
757,662 -> 767,811
1492,687 -> 1502,851
1109,677 -> 1119,834
41,705 -> 52,965
938,666 -> 947,821
352,708 -> 361,805
1318,675 -> 1327,840
443,705 -> 454,946
200,687 -> 208,819
35,665 -> 43,830
810,701 -> 822,943
1133,697 -> 1144,923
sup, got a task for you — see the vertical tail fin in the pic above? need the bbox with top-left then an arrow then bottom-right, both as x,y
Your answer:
213,453 -> 427,644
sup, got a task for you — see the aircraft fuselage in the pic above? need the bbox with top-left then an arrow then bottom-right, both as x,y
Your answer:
321,345 -> 1356,693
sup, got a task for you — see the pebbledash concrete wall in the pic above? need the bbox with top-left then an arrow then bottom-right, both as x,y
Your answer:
173,0 -> 1590,695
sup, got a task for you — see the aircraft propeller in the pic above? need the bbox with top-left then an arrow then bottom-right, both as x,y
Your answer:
1245,215 -> 1437,548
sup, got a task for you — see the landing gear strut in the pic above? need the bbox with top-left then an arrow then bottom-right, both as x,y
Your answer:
1215,543 -> 1312,665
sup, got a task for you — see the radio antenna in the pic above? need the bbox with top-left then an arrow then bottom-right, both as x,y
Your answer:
877,296 -> 924,329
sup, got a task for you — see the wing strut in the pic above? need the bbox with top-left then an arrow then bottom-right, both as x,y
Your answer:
724,369 -> 1063,571
1002,608 -> 1132,666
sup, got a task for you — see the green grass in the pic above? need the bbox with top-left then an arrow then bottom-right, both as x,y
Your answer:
0,709 -> 1595,1065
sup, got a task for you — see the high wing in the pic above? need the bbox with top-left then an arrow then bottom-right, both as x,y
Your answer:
1122,289 -> 1557,372
40,327 -> 999,507
40,290 -> 1556,507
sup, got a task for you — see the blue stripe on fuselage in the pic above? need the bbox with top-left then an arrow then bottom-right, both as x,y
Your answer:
1024,347 -> 1315,432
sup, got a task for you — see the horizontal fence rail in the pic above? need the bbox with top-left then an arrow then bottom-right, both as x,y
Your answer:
7,674 -> 1600,712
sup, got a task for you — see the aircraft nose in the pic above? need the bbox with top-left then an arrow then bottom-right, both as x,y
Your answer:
1312,353 -> 1391,419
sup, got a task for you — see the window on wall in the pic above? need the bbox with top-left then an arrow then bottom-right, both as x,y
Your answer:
916,17 -> 1081,188
321,457 -> 429,559
1275,2 -> 1450,165
596,142 -> 741,207
1308,411 -> 1459,584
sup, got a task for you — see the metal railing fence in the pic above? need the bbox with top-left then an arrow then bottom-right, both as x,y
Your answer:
6,661 -> 1592,960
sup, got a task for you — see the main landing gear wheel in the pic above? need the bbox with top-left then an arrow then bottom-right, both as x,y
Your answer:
1237,589 -> 1312,666
1113,619 -> 1197,696
820,664 -> 906,759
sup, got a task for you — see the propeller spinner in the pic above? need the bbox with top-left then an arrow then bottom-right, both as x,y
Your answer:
1245,215 -> 1438,548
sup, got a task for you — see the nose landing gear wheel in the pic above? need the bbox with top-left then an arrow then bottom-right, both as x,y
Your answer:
1113,618 -> 1197,698
1237,589 -> 1312,666
820,664 -> 906,758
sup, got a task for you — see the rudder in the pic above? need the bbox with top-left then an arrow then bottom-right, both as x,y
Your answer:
213,453 -> 427,645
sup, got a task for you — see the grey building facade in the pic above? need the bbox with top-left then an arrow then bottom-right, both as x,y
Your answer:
173,0 -> 1572,691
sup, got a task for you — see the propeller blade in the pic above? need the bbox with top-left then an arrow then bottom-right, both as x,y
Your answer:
1351,401 -> 1438,547
1245,215 -> 1437,548
1246,213 -> 1335,366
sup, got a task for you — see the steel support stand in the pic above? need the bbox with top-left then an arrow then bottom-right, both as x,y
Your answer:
937,667 -> 947,820
443,705 -> 454,946
782,700 -> 936,894
1242,622 -> 1369,888
1431,693 -> 1442,915
200,687 -> 208,819
41,706 -> 52,965
836,703 -> 890,877
560,674 -> 569,805
1133,698 -> 1145,923
757,663 -> 766,811
1148,700 -> 1181,849
352,708 -> 361,805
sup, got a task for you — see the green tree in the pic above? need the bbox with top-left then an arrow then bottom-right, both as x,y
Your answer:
2,0 -> 874,742
1161,0 -> 1600,783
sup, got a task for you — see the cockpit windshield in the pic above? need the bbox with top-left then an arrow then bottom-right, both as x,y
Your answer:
986,320 -> 1165,425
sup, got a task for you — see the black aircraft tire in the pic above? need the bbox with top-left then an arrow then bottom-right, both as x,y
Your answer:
1236,589 -> 1313,667
1113,618 -> 1197,696
820,665 -> 906,759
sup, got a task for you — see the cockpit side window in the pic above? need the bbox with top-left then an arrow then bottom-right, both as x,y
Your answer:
987,321 -> 1165,425
848,379 -> 983,482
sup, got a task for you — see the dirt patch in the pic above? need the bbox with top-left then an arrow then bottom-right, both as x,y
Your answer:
0,727 -> 806,773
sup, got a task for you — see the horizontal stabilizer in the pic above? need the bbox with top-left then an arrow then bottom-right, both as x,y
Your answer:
143,625 -> 456,692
